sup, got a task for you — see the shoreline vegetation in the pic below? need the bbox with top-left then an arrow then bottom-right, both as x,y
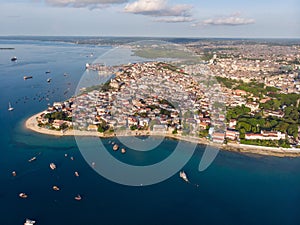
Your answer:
25,112 -> 300,158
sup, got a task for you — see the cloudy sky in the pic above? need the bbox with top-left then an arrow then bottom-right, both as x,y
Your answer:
0,0 -> 299,38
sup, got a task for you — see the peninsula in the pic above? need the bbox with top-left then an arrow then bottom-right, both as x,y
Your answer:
25,44 -> 300,157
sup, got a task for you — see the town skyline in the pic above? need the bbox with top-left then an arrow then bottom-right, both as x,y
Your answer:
0,0 -> 299,38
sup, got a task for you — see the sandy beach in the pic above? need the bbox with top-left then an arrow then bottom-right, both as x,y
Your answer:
25,112 -> 300,157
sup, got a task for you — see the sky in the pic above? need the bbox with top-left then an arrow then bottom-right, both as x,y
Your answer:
0,0 -> 299,38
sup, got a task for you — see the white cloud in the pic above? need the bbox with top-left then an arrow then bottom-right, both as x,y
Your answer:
198,13 -> 255,26
154,16 -> 195,23
124,0 -> 192,17
44,0 -> 127,8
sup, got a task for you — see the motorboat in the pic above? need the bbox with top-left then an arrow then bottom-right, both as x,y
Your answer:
24,219 -> 36,225
179,171 -> 189,182
74,194 -> 82,201
50,163 -> 56,170
28,157 -> 36,162
52,186 -> 60,191
24,76 -> 33,80
113,144 -> 119,151
19,193 -> 28,198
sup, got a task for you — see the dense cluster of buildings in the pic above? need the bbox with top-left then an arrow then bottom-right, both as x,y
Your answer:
188,41 -> 300,94
36,41 -> 300,147
38,61 -> 227,142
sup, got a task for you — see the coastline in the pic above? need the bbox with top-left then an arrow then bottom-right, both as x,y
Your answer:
25,112 -> 300,158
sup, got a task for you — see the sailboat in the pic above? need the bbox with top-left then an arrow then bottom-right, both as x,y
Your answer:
8,102 -> 14,111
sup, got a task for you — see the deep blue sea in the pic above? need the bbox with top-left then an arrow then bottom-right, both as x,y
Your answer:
1,38 -> 300,225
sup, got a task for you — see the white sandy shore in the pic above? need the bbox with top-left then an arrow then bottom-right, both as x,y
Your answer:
25,112 -> 300,157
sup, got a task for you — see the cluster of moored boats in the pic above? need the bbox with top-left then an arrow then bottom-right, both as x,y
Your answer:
110,142 -> 126,154
14,152 -> 87,224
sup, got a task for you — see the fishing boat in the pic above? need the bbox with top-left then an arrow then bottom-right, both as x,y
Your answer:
47,78 -> 51,83
52,186 -> 60,191
24,219 -> 36,225
19,193 -> 28,198
12,171 -> 17,177
121,148 -> 126,154
11,56 -> 17,61
113,144 -> 119,151
49,163 -> 56,170
179,171 -> 189,182
8,102 -> 14,111
75,171 -> 79,177
24,76 -> 33,80
28,157 -> 36,162
45,70 -> 51,74
74,194 -> 82,201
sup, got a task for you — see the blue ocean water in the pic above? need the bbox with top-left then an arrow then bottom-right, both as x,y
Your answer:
1,39 -> 300,225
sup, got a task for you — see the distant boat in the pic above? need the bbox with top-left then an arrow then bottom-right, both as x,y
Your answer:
19,193 -> 28,199
12,171 -> 17,177
75,171 -> 79,177
24,76 -> 33,80
50,163 -> 56,170
28,157 -> 36,162
45,70 -> 51,74
52,186 -> 60,191
24,219 -> 36,225
74,194 -> 82,201
11,56 -> 17,62
179,171 -> 189,182
113,144 -> 119,151
47,78 -> 51,83
8,102 -> 14,111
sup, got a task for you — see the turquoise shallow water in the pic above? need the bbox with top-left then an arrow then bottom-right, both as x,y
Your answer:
1,39 -> 300,225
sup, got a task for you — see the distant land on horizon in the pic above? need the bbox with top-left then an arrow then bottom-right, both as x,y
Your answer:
1,36 -> 300,46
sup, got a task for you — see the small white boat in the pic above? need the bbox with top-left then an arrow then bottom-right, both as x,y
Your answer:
8,102 -> 14,111
19,193 -> 28,199
179,171 -> 189,182
52,185 -> 60,191
74,171 -> 79,177
50,163 -> 56,170
113,144 -> 119,151
28,157 -> 36,162
74,194 -> 82,201
24,219 -> 36,225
